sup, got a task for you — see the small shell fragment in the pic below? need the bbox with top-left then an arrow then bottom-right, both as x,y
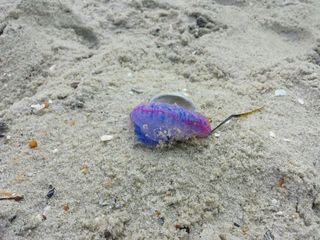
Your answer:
297,98 -> 304,105
283,138 -> 293,142
31,104 -> 45,114
49,65 -> 56,72
31,100 -> 51,114
131,88 -> 143,94
42,206 -> 51,219
100,135 -> 114,142
213,132 -> 220,138
274,89 -> 287,97
150,93 -> 196,110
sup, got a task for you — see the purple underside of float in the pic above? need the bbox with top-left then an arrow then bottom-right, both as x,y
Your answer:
130,102 -> 211,146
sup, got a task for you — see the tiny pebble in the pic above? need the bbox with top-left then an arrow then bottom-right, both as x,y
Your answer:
98,196 -> 108,207
154,210 -> 161,217
214,132 -> 220,138
70,82 -> 80,89
233,222 -> 240,227
277,177 -> 285,188
100,135 -> 114,142
43,100 -> 50,108
158,217 -> 165,225
290,213 -> 299,220
63,203 -> 70,212
28,139 -> 38,149
275,89 -> 287,97
52,148 -> 58,153
80,163 -> 89,174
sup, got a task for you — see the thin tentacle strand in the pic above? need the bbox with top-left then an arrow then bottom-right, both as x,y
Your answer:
210,106 -> 264,134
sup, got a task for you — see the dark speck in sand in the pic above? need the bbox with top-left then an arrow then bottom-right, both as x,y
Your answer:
0,122 -> 8,137
196,16 -> 208,28
104,229 -> 113,239
47,185 -> 55,198
233,222 -> 240,227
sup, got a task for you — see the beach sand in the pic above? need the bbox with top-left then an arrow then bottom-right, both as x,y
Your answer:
1,0 -> 320,239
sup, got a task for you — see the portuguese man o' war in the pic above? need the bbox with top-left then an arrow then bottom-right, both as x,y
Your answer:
130,102 -> 263,146
130,102 -> 211,146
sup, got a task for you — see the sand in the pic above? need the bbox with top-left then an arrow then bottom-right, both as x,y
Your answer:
1,0 -> 320,239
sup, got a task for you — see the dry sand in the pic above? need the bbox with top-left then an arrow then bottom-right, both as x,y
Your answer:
1,0 -> 320,239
